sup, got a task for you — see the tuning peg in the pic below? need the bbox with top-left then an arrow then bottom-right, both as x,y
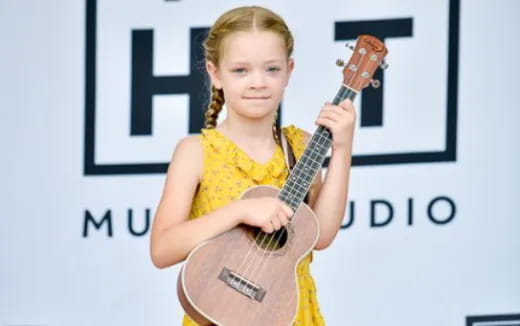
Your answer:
370,79 -> 381,88
336,59 -> 345,67
345,43 -> 355,51
379,60 -> 389,70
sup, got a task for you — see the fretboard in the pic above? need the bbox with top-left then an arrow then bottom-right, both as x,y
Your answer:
279,85 -> 358,212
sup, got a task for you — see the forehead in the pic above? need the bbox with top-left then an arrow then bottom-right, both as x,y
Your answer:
220,30 -> 287,64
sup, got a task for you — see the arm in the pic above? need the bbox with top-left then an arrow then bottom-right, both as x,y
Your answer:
308,141 -> 352,250
149,136 -> 244,269
150,136 -> 294,269
304,99 -> 356,250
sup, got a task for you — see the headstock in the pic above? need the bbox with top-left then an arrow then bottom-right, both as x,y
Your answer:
336,35 -> 388,92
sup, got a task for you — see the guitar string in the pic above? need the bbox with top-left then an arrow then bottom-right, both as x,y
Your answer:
223,128 -> 329,301
216,147 -> 315,313
231,134 -> 325,294
241,54 -> 362,294
233,87 -> 351,299
245,133 -> 330,289
217,178 -> 307,317
219,46 -> 382,324
220,49 -> 364,314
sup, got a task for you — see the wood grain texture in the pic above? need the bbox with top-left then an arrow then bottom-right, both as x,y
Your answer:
178,185 -> 319,326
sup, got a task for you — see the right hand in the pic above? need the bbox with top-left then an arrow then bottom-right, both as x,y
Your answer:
236,197 -> 294,233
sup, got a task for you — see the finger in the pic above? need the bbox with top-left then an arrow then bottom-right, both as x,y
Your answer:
319,110 -> 341,120
323,105 -> 351,116
271,218 -> 281,231
315,117 -> 336,130
281,203 -> 294,217
262,223 -> 274,234
315,115 -> 337,127
316,116 -> 338,126
339,99 -> 354,110
278,212 -> 289,226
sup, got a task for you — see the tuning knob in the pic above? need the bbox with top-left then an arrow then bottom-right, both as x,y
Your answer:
345,43 -> 355,51
336,59 -> 345,67
370,79 -> 381,88
379,60 -> 389,70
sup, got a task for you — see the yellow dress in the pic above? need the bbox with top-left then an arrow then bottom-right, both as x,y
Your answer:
182,125 -> 326,326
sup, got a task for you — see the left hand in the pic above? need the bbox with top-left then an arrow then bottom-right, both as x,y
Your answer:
314,99 -> 356,152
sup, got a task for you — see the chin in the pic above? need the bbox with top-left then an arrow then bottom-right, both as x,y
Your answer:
238,105 -> 277,119
255,105 -> 279,116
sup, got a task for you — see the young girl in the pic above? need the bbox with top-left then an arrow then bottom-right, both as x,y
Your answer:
150,5 -> 355,325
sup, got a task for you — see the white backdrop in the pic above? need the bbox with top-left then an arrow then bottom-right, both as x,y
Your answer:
1,0 -> 519,325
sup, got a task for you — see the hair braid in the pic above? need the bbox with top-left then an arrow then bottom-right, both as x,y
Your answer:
272,110 -> 281,146
204,86 -> 225,129
203,6 -> 294,130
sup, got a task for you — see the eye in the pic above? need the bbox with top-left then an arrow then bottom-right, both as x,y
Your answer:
232,68 -> 247,74
267,66 -> 281,72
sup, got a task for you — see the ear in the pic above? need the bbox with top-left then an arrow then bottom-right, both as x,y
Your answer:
206,61 -> 222,89
285,57 -> 294,86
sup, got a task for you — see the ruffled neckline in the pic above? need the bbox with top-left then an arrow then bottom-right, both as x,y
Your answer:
201,128 -> 287,182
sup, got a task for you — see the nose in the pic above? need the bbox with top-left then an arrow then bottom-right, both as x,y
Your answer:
249,70 -> 267,89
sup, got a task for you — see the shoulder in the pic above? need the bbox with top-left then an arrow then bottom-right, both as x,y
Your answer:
282,124 -> 312,145
169,135 -> 203,182
173,135 -> 202,157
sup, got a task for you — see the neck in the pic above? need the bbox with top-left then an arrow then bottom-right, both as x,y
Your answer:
217,109 -> 276,143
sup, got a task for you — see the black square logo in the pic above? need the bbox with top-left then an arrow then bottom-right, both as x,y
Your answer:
467,313 -> 520,326
84,0 -> 459,175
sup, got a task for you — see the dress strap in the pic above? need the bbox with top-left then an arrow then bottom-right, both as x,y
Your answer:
280,126 -> 309,204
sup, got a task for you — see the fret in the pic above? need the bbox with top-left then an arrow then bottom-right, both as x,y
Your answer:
333,94 -> 344,103
281,177 -> 309,197
314,138 -> 329,151
285,182 -> 306,196
299,168 -> 314,182
287,201 -> 300,211
300,156 -> 309,166
288,183 -> 304,195
286,171 -> 308,186
281,180 -> 306,197
286,182 -> 307,197
300,154 -> 322,169
315,132 -> 331,147
288,189 -> 298,200
310,161 -> 319,170
313,131 -> 329,143
281,192 -> 297,204
281,195 -> 295,205
281,195 -> 304,210
278,85 -> 359,215
289,175 -> 311,191
305,150 -> 321,162
311,141 -> 330,156
316,127 -> 330,139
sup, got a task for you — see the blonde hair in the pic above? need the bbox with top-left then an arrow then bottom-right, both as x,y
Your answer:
203,6 -> 294,144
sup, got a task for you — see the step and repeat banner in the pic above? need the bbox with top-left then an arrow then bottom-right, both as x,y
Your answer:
1,0 -> 519,325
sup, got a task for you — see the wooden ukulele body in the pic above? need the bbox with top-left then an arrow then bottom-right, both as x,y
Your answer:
178,185 -> 319,326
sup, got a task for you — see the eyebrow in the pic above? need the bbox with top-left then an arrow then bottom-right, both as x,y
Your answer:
230,59 -> 284,65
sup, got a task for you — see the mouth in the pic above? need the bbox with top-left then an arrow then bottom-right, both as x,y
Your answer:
243,96 -> 271,100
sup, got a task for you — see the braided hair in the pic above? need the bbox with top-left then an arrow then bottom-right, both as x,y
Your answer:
203,6 -> 293,145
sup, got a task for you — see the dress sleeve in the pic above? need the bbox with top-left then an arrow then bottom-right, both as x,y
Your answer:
282,124 -> 308,160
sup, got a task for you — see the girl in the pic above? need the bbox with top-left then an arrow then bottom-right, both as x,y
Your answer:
150,5 -> 355,325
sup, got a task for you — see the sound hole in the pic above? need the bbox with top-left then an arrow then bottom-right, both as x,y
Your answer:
250,227 -> 288,251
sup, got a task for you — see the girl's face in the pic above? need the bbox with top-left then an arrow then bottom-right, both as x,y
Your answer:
207,30 -> 294,121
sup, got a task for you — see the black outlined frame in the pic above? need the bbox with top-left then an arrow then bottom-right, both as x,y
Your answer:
466,313 -> 520,326
84,0 -> 459,175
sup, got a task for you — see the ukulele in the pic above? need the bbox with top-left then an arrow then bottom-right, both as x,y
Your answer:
178,34 -> 388,326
